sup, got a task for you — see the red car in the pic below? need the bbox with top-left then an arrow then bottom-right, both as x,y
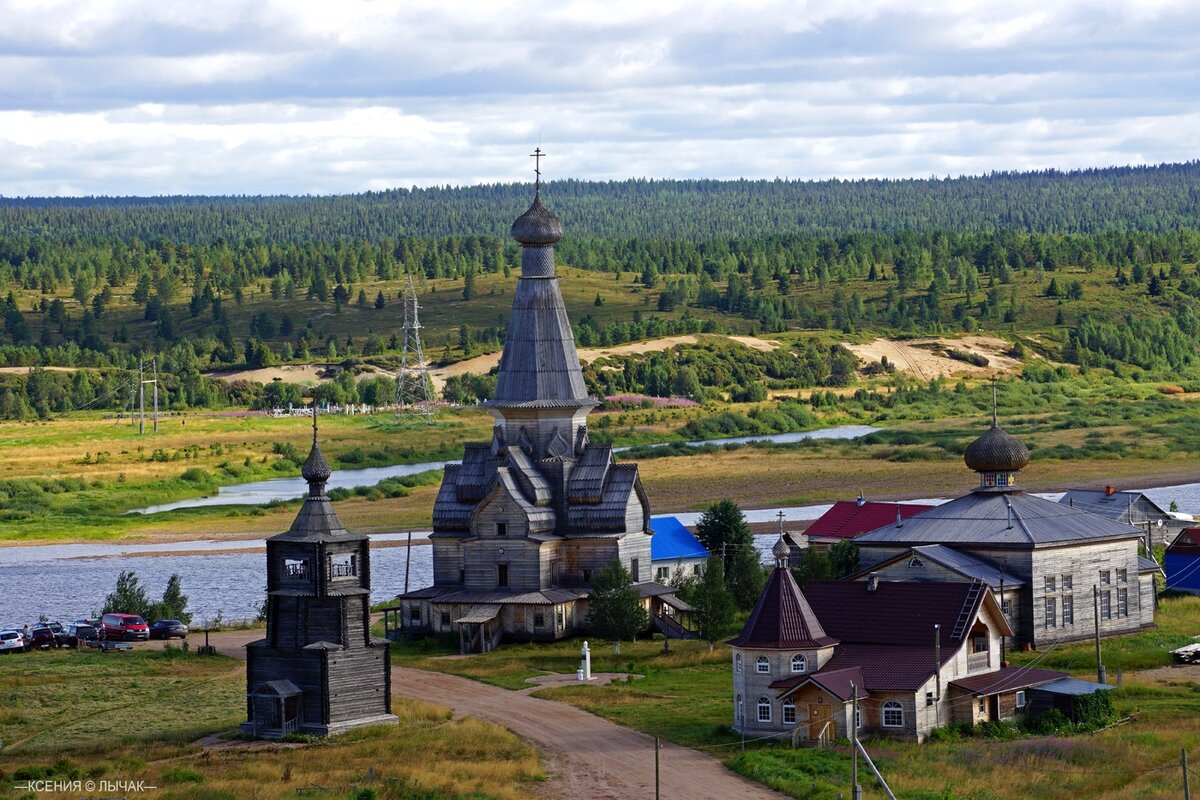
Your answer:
101,613 -> 149,641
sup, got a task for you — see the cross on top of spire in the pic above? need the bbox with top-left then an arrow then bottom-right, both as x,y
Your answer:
991,376 -> 998,426
530,147 -> 545,193
311,399 -> 319,445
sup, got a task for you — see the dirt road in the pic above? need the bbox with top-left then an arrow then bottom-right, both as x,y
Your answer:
392,666 -> 785,800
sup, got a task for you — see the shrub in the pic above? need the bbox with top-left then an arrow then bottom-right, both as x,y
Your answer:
161,766 -> 205,785
179,467 -> 211,483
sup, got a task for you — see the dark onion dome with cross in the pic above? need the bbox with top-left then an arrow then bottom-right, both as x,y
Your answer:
511,148 -> 563,247
964,380 -> 1029,491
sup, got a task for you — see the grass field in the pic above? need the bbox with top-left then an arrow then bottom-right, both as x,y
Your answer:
0,648 -> 543,800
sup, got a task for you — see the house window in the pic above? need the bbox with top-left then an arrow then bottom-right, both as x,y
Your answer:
1116,568 -> 1128,584
1001,597 -> 1012,619
855,706 -> 862,730
440,612 -> 450,626
1099,570 -> 1111,585
1044,576 -> 1056,593
1117,588 -> 1128,617
693,564 -> 701,575
582,568 -> 593,583
496,522 -> 507,537
1015,690 -> 1027,709
978,699 -> 985,714
1044,597 -> 1056,628
631,559 -> 639,581
755,656 -> 770,674
791,654 -> 808,673
735,653 -> 743,673
1062,574 -> 1073,591
656,567 -> 670,581
908,557 -> 924,568
925,691 -> 934,707
534,613 -> 545,628
1063,595 -> 1074,625
498,564 -> 509,588
882,701 -> 904,728
409,606 -> 421,623
1100,590 -> 1112,620
782,700 -> 797,725
757,697 -> 772,723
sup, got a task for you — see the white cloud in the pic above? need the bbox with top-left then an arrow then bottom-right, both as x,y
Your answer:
0,0 -> 1196,195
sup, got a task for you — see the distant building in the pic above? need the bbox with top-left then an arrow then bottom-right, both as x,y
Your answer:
395,178 -> 685,651
804,499 -> 934,552
854,411 -> 1159,647
243,417 -> 396,738
650,516 -> 709,581
1059,487 -> 1189,545
1165,528 -> 1200,595
728,537 -> 1065,743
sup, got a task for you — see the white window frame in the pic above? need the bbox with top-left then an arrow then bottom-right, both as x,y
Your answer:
1062,595 -> 1074,626
1062,574 -> 1073,591
882,701 -> 904,728
782,700 -> 796,725
1117,568 -> 1128,584
1117,587 -> 1128,617
791,654 -> 807,674
736,694 -> 744,723
1044,596 -> 1056,628
1045,576 -> 1056,593
908,557 -> 924,568
757,697 -> 772,723
1100,590 -> 1112,620
855,705 -> 862,730
1015,690 -> 1026,709
1099,570 -> 1111,586
734,653 -> 742,673
755,656 -> 770,674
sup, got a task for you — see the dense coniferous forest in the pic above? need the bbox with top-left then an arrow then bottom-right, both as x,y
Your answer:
2,162 -> 1200,419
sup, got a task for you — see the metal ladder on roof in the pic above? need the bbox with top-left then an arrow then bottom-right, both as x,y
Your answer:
950,578 -> 985,640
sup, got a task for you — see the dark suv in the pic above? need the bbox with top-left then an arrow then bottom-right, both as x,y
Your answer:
29,622 -> 71,649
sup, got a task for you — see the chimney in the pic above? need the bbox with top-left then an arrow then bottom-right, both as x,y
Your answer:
867,572 -> 879,592
856,492 -> 867,507
895,505 -> 903,528
1105,485 -> 1116,497
1006,500 -> 1014,530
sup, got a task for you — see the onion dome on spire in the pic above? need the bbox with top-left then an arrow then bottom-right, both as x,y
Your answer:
302,403 -> 332,494
964,424 -> 1030,473
511,194 -> 563,246
772,535 -> 791,564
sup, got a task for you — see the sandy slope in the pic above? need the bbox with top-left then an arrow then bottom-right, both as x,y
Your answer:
845,336 -> 1024,380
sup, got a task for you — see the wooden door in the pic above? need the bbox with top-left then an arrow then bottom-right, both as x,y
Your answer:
808,703 -> 832,740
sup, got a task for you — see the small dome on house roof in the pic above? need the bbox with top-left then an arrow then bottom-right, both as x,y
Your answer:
964,423 -> 1030,473
511,194 -> 563,246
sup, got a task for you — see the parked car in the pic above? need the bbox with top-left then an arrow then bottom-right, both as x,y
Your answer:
29,622 -> 71,649
66,623 -> 100,647
0,630 -> 24,654
149,620 -> 188,640
101,613 -> 149,641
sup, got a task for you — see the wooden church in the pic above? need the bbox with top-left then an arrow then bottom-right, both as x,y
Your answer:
243,412 -> 396,737
396,163 -> 684,652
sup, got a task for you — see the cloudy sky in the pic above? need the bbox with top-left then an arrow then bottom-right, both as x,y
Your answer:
0,0 -> 1196,196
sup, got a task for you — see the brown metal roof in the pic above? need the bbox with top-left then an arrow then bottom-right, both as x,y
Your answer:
773,666 -> 867,702
728,567 -> 838,650
949,666 -> 1067,695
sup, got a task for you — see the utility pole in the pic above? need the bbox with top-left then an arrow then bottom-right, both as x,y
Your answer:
934,623 -> 942,727
998,567 -> 1007,666
851,682 -> 862,800
404,531 -> 413,594
138,359 -> 145,435
654,736 -> 661,800
1094,585 -> 1106,684
1183,748 -> 1192,800
152,356 -> 159,433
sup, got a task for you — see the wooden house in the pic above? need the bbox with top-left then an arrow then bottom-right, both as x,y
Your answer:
854,413 -> 1159,648
243,418 -> 396,738
729,538 -> 1065,743
396,184 -> 684,651
650,515 -> 709,581
1165,528 -> 1200,594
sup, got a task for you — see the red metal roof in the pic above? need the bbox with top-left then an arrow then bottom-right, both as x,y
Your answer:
728,567 -> 839,650
806,500 -> 934,540
1168,527 -> 1200,555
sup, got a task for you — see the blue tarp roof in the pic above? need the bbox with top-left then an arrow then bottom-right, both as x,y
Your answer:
650,516 -> 709,561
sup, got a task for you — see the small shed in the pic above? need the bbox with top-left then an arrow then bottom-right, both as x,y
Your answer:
1166,528 -> 1200,595
650,516 -> 709,581
1027,677 -> 1113,725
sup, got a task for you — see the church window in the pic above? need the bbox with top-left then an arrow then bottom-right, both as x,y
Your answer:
1044,597 -> 1056,628
1117,588 -> 1128,617
1116,568 -> 1127,583
736,694 -> 744,723
498,564 -> 509,588
328,553 -> 356,578
735,653 -> 743,673
496,522 -> 507,537
631,559 -> 639,581
782,700 -> 797,724
755,656 -> 770,674
983,473 -> 997,487
996,473 -> 1009,487
882,701 -> 904,728
757,697 -> 772,723
791,654 -> 807,673
1100,590 -> 1111,620
908,558 -> 924,568
1044,576 -> 1056,593
1063,595 -> 1074,625
284,559 -> 308,579
1099,570 -> 1111,585
1062,574 -> 1073,591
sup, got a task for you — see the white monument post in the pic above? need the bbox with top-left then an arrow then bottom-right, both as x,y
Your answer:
577,640 -> 593,681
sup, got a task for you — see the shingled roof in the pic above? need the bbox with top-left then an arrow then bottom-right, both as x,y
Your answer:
728,566 -> 838,649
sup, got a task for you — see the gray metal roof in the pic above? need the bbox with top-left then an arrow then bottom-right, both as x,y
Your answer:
1058,489 -> 1172,524
568,444 -> 611,503
852,544 -> 1026,588
566,463 -> 642,532
431,588 -> 588,605
1031,677 -> 1113,696
855,490 -> 1142,548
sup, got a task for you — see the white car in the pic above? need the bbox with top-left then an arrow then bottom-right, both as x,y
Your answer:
0,629 -> 25,653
